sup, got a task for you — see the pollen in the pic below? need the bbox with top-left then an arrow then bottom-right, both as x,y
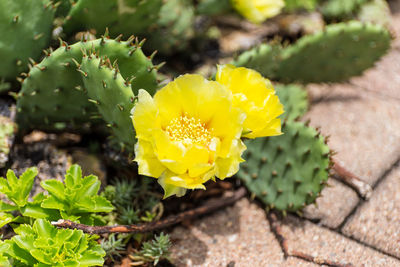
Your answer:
166,114 -> 212,146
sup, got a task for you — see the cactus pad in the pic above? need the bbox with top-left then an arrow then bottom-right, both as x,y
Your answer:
0,0 -> 55,80
17,37 -> 158,131
64,0 -> 162,37
233,44 -> 282,81
322,0 -> 367,19
237,121 -> 331,212
234,21 -> 391,83
79,53 -> 136,151
145,0 -> 195,54
277,21 -> 391,83
275,84 -> 308,122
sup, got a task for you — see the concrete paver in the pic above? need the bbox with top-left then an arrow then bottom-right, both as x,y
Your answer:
342,165 -> 400,258
303,178 -> 359,229
280,215 -> 400,267
301,83 -> 400,228
169,198 -> 317,267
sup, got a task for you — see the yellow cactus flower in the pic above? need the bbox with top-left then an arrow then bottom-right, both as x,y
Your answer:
216,64 -> 284,139
231,0 -> 285,24
132,74 -> 246,197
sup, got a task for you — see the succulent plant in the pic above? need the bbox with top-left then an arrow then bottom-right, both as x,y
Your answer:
0,0 -> 55,80
357,0 -> 391,27
235,21 -> 391,84
275,84 -> 308,122
145,0 -> 195,54
237,121 -> 331,212
233,43 -> 282,81
284,0 -> 319,12
16,36 -> 158,131
63,0 -> 163,37
321,0 -> 367,20
78,52 -> 136,150
5,219 -> 105,266
40,164 -> 114,224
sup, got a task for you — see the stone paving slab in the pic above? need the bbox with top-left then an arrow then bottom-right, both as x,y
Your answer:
305,83 -> 400,186
342,165 -> 400,258
169,198 -> 317,267
350,48 -> 400,101
301,83 -> 400,228
279,215 -> 400,267
303,178 -> 359,229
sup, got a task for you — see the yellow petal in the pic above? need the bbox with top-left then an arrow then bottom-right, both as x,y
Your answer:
131,89 -> 158,141
230,0 -> 285,24
216,139 -> 246,178
216,64 -> 284,139
134,140 -> 166,178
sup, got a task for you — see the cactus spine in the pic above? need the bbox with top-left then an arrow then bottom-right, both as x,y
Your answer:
238,121 -> 331,212
0,0 -> 55,80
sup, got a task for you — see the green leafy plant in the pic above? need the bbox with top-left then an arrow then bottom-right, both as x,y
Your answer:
0,164 -> 113,227
0,240 -> 10,267
40,164 -> 114,224
100,234 -> 126,262
5,219 -> 105,266
102,178 -> 162,225
130,232 -> 171,266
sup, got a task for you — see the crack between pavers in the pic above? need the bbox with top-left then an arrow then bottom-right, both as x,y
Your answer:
337,156 -> 400,231
266,212 -> 354,267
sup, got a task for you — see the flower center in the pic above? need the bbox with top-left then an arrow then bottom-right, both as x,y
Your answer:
166,115 -> 212,146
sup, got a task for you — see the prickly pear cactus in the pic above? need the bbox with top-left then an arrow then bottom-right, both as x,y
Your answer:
357,0 -> 391,27
275,84 -> 308,122
233,43 -> 282,81
64,0 -> 162,37
16,36 -> 158,131
322,0 -> 367,20
79,53 -> 136,151
0,0 -> 55,80
277,21 -> 391,83
237,121 -> 331,212
55,0 -> 75,17
196,0 -> 231,15
235,21 -> 391,84
284,0 -> 319,12
145,0 -> 195,54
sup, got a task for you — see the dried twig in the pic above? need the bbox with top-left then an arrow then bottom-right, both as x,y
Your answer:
332,160 -> 372,199
52,187 -> 247,234
267,212 -> 354,267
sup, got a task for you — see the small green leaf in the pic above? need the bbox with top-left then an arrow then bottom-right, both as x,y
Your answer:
41,196 -> 66,211
21,202 -> 60,220
0,168 -> 37,208
40,180 -> 65,201
0,212 -> 15,227
0,200 -> 17,212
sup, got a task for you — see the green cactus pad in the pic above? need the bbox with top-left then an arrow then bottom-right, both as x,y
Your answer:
277,21 -> 391,83
145,0 -> 195,54
322,0 -> 367,20
357,0 -> 391,27
17,37 -> 158,131
64,0 -> 162,37
0,0 -> 55,80
233,44 -> 282,81
196,0 -> 231,16
284,0 -> 319,12
237,121 -> 331,212
79,53 -> 136,151
275,84 -> 308,122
